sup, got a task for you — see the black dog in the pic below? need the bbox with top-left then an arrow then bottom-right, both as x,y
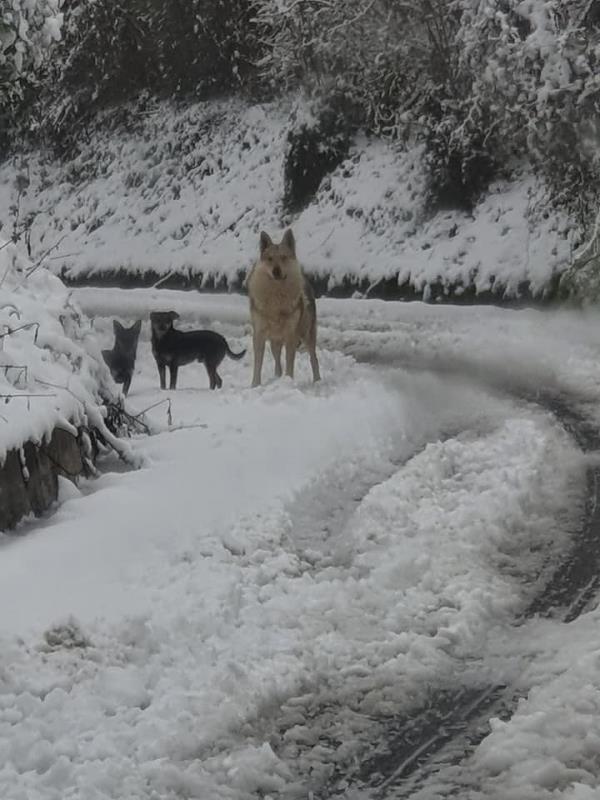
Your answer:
102,319 -> 142,397
150,311 -> 246,390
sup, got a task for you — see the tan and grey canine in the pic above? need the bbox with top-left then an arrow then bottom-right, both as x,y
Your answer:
246,229 -> 321,387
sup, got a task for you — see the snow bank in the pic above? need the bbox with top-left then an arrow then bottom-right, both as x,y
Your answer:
0,98 -> 572,297
0,240 -> 117,463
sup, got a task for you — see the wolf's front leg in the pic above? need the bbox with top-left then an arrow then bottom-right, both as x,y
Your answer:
307,330 -> 320,383
252,330 -> 266,387
285,336 -> 297,379
271,340 -> 283,378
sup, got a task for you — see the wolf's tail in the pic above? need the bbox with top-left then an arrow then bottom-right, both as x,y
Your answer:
226,343 -> 246,361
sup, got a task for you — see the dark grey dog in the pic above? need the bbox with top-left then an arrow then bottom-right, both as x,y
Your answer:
102,319 -> 142,396
150,311 -> 246,390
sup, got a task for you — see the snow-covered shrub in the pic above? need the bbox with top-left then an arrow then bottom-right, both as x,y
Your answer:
0,0 -> 62,152
254,0 -> 502,209
456,0 -> 600,220
255,0 -> 600,217
558,207 -> 600,303
28,0 -> 262,152
283,100 -> 353,212
0,237 -> 134,462
253,0 -> 445,137
423,98 -> 500,211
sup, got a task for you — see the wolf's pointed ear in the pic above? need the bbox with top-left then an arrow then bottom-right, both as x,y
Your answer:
282,228 -> 295,255
113,320 -> 124,334
169,311 -> 180,321
132,319 -> 142,334
259,231 -> 272,254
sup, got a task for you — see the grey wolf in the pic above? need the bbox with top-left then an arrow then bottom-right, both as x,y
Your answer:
150,311 -> 246,390
246,229 -> 320,387
102,319 -> 141,396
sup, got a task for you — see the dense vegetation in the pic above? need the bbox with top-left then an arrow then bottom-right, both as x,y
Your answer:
2,1 -> 600,272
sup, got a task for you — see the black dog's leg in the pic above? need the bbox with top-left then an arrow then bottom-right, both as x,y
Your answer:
169,364 -> 178,390
206,363 -> 217,390
123,376 -> 131,397
158,362 -> 166,390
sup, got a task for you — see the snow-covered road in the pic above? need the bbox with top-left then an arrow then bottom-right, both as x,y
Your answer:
1,290 -> 600,800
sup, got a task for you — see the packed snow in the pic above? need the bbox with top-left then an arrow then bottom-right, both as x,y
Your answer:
0,286 -> 599,798
0,98 -> 573,295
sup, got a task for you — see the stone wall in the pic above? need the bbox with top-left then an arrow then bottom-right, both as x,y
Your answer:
0,428 -> 87,531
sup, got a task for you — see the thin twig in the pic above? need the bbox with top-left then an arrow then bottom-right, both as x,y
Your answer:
25,234 -> 68,278
0,392 -> 56,399
35,377 -> 83,404
113,406 -> 151,435
168,422 -> 208,432
47,251 -> 81,262
0,322 -> 39,343
152,270 -> 175,289
307,227 -> 335,255
207,207 -> 252,243
133,397 -> 172,419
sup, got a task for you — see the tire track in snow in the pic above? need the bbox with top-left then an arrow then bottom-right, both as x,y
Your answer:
239,366 -> 579,799
240,380 -> 511,798
312,365 -> 600,799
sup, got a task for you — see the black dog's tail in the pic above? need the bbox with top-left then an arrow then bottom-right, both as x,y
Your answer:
226,342 -> 246,361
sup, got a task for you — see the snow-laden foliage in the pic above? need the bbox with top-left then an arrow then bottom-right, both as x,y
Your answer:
254,0 -> 449,137
1,0 -> 600,296
456,0 -> 600,217
0,0 -> 62,148
27,0 -> 261,152
255,0 -> 600,213
0,238 -> 132,461
4,0 -> 599,218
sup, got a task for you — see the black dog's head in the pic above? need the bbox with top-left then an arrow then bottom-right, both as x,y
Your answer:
150,310 -> 179,340
112,319 -> 142,353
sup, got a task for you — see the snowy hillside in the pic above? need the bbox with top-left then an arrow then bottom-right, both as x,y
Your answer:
0,99 -> 573,300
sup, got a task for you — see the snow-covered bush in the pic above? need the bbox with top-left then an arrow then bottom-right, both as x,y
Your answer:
253,0 -> 501,209
255,0 -> 600,215
558,207 -> 600,302
28,0 -> 261,152
0,0 -> 62,151
283,100 -> 352,212
456,0 -> 600,220
0,238 -> 133,461
253,0 -> 446,137
7,0 -> 599,224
